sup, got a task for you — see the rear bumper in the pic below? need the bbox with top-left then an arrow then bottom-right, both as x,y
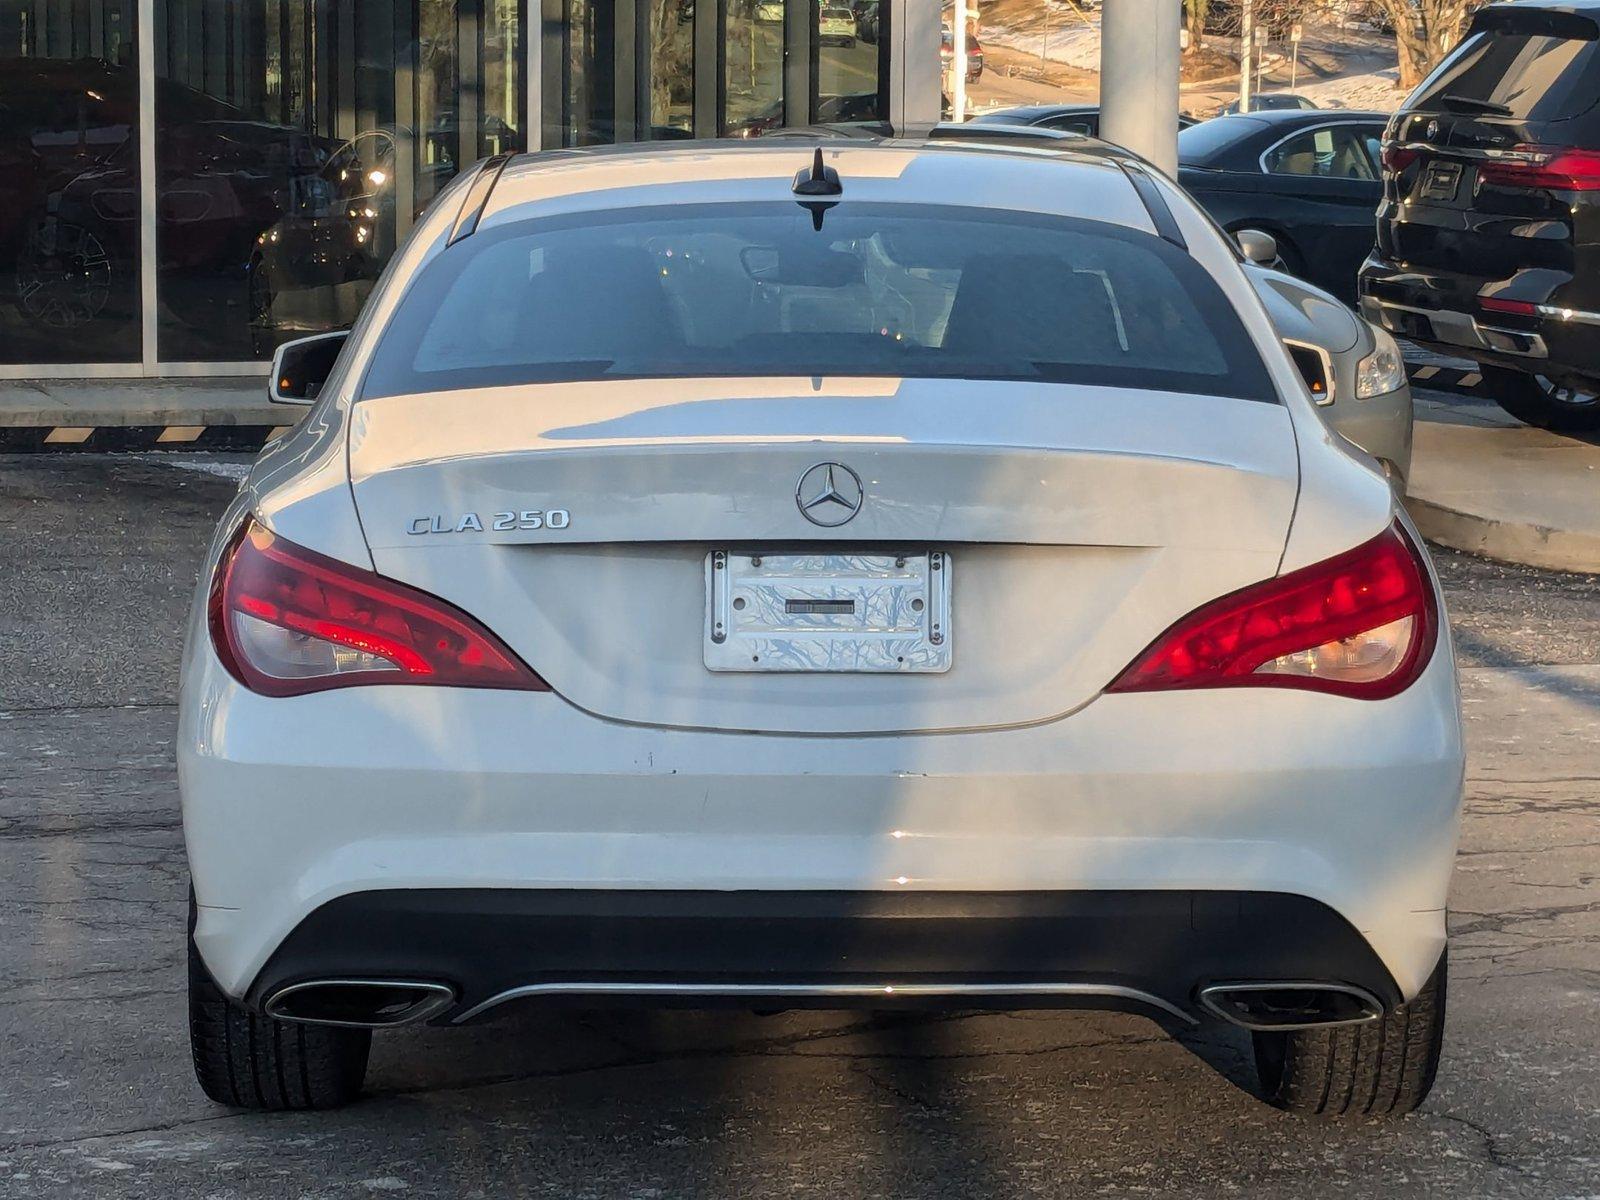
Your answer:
246,888 -> 1403,1026
181,625 -> 1464,1009
1358,256 -> 1600,380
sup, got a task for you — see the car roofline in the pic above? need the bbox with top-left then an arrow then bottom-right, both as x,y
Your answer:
453,125 -> 1185,251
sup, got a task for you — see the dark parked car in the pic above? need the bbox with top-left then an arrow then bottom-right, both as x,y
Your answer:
1222,93 -> 1318,115
972,104 -> 1198,138
1178,109 -> 1387,303
1360,0 -> 1600,431
851,0 -> 881,42
940,24 -> 983,82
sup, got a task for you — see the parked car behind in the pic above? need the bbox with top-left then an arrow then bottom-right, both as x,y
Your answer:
1179,109 -> 1387,304
1244,252 -> 1413,484
818,5 -> 856,46
940,23 -> 983,82
851,0 -> 881,42
1223,93 -> 1318,115
1359,0 -> 1600,431
972,104 -> 1198,138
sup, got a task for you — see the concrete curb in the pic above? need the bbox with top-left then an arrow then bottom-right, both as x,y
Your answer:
1402,417 -> 1600,575
0,377 -> 276,430
1405,493 -> 1600,576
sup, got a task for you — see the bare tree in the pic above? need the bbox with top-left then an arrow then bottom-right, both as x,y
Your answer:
1364,0 -> 1476,88
1185,0 -> 1211,55
648,0 -> 696,129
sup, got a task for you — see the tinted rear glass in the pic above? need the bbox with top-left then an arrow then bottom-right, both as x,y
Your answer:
361,202 -> 1276,403
1178,116 -> 1265,163
1409,29 -> 1600,122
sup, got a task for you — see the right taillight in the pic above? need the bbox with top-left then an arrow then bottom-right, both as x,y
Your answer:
208,518 -> 548,697
1108,523 -> 1437,701
1478,144 -> 1600,191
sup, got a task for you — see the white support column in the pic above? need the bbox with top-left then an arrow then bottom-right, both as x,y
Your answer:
891,0 -> 942,125
1099,0 -> 1182,176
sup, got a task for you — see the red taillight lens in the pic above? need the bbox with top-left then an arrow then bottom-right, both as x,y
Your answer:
208,519 -> 548,697
1478,144 -> 1600,191
1108,523 -> 1437,701
1479,296 -> 1538,317
1381,142 -> 1419,174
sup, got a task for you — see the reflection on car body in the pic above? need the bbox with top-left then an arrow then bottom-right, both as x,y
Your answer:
1178,109 -> 1387,303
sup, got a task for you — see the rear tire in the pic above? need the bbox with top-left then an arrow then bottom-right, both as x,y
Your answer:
188,901 -> 370,1110
1480,365 -> 1600,432
1252,954 -> 1446,1117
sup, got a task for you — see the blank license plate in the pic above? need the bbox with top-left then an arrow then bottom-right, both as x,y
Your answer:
704,552 -> 952,673
1421,161 -> 1462,201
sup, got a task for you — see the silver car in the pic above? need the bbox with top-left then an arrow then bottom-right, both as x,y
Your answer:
1242,249 -> 1413,486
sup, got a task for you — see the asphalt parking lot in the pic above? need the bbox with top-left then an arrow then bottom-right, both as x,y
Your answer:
1,452 -> 1597,1199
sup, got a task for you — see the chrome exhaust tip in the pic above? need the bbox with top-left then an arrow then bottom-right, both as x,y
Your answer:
1197,982 -> 1384,1032
263,979 -> 457,1028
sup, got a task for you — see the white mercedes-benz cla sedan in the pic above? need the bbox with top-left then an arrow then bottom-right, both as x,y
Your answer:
179,132 -> 1463,1116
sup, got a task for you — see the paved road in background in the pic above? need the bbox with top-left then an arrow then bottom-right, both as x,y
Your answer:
2,453 -> 1596,1198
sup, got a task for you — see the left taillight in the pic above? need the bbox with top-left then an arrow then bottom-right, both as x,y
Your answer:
208,519 -> 549,697
1108,522 -> 1437,701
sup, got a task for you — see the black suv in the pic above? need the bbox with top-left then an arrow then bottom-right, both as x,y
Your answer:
1359,1 -> 1600,430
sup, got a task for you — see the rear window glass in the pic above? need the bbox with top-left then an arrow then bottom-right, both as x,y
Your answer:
361,202 -> 1276,403
1408,29 -> 1600,122
1177,116 -> 1266,164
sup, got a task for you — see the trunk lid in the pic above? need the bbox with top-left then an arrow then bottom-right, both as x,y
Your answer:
349,377 -> 1299,734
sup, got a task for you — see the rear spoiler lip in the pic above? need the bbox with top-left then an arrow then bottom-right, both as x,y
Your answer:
448,152 -> 515,246
1117,161 -> 1188,251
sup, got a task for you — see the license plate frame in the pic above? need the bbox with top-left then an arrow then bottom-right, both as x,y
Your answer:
704,551 -> 952,673
1421,161 -> 1462,201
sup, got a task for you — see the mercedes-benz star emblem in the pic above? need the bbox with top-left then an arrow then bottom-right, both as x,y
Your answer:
795,462 -> 864,527
1425,119 -> 1440,140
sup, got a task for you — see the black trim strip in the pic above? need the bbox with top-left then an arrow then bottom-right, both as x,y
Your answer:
448,152 -> 515,245
247,887 -> 1402,1023
1119,162 -> 1187,250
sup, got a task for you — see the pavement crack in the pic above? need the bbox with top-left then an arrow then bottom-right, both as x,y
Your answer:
850,1060 -> 944,1114
1433,1110 -> 1524,1174
0,1109 -> 258,1155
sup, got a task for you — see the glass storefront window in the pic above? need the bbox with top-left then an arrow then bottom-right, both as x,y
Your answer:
154,0 -> 525,361
815,0 -> 883,124
645,0 -> 692,138
723,0 -> 784,137
0,0 -> 898,372
563,0 -> 614,145
0,1 -> 141,364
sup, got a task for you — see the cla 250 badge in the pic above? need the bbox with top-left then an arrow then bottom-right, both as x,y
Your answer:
408,509 -> 571,535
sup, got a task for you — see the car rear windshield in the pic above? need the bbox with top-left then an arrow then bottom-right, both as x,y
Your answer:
1177,116 -> 1266,164
360,202 -> 1277,403
1408,26 -> 1600,123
